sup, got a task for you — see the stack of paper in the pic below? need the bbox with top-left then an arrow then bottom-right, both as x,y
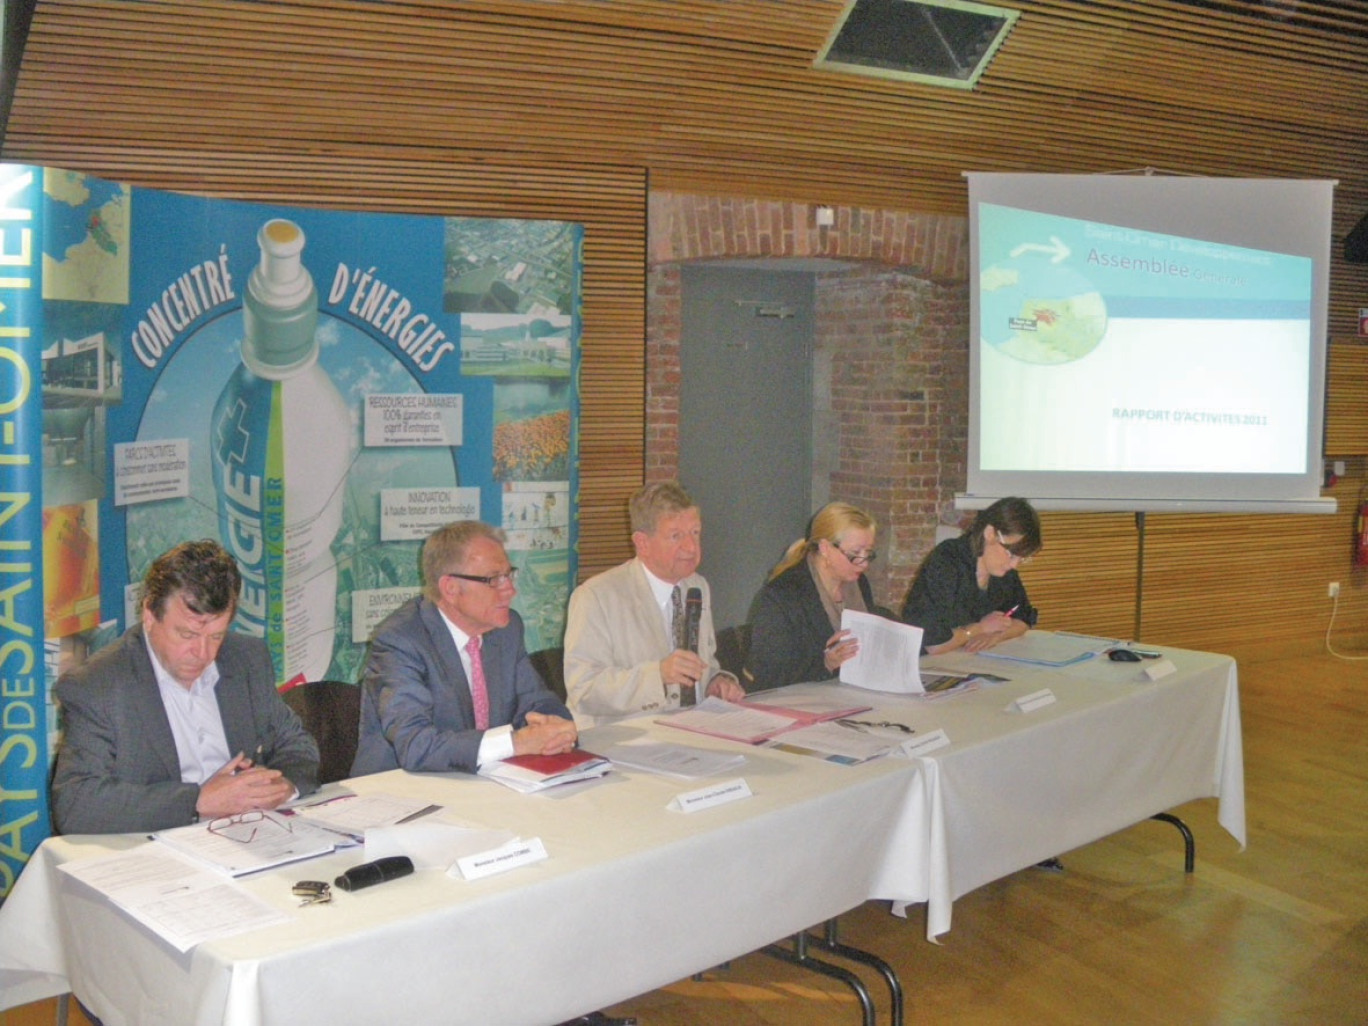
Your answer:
656,695 -> 872,745
768,721 -> 904,765
602,741 -> 747,779
153,811 -> 338,877
977,632 -> 1110,667
293,793 -> 443,839
59,847 -> 290,952
917,673 -> 983,699
479,749 -> 612,794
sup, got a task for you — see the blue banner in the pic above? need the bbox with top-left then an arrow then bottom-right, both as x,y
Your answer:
0,164 -> 582,898
0,166 -> 49,897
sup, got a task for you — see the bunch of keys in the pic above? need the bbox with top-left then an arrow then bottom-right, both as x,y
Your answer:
292,880 -> 332,907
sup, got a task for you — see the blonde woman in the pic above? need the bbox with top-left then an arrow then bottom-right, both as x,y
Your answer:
745,502 -> 879,689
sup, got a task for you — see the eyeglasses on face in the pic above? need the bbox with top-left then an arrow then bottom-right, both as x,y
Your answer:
835,546 -> 877,566
994,536 -> 1034,565
445,568 -> 519,589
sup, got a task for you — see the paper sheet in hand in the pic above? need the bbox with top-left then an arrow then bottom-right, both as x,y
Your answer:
59,845 -> 289,952
838,609 -> 927,693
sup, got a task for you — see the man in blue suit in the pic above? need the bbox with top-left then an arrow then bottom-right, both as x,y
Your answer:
351,520 -> 576,775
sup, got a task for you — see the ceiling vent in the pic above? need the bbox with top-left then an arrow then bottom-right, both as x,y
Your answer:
815,0 -> 1020,90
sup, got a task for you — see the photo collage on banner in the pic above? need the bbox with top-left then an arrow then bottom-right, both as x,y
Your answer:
0,164 -> 582,892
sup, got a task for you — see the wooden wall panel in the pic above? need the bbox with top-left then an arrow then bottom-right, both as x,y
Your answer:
1019,512 -> 1139,642
6,0 -> 1368,657
1326,340 -> 1368,457
1017,479 -> 1368,660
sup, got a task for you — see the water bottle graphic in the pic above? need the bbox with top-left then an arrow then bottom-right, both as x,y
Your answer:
211,219 -> 352,682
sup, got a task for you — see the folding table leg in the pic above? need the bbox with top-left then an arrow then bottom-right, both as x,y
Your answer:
761,930 -> 876,1026
813,918 -> 904,1026
1151,812 -> 1196,873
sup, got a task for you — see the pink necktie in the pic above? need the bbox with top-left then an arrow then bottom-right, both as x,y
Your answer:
465,635 -> 491,730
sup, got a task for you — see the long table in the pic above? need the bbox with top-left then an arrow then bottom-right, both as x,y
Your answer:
0,723 -> 922,1026
0,639 -> 1245,1020
853,640 -> 1246,938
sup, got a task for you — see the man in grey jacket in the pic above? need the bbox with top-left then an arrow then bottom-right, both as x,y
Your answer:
51,540 -> 318,834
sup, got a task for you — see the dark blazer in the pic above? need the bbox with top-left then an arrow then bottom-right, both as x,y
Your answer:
900,535 -> 1038,650
746,560 -> 878,689
51,626 -> 320,835
350,596 -> 570,776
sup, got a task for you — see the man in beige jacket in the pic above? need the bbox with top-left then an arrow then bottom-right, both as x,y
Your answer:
564,480 -> 745,727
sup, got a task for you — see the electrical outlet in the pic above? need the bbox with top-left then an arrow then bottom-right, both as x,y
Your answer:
1328,581 -> 1340,599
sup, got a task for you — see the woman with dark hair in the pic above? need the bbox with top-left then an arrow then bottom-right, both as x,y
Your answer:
746,502 -> 880,688
900,497 -> 1041,655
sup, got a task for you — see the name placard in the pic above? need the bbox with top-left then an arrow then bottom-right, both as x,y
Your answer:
901,728 -> 951,756
450,837 -> 549,881
1007,689 -> 1056,714
668,777 -> 753,813
1144,659 -> 1178,681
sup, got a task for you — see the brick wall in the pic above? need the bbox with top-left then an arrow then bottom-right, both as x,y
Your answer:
647,192 -> 971,608
814,268 -> 970,604
645,263 -> 683,483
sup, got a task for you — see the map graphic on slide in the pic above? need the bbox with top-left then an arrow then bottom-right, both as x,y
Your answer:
981,238 -> 1107,364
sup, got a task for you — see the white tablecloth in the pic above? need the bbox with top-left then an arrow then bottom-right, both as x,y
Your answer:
0,641 -> 1245,1019
0,719 -> 921,1026
809,641 -> 1245,939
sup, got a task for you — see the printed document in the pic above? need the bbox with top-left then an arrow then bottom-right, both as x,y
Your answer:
293,793 -> 443,836
838,609 -> 927,693
658,695 -> 870,745
58,845 -> 289,952
603,740 -> 747,779
976,631 -> 1110,667
153,810 -> 338,876
768,721 -> 903,764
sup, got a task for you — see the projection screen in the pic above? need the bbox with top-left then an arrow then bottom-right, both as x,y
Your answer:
963,172 -> 1336,513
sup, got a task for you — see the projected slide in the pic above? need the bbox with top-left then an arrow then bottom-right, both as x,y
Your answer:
979,203 -> 1312,476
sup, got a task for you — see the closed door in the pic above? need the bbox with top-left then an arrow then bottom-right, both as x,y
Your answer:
680,265 -> 814,630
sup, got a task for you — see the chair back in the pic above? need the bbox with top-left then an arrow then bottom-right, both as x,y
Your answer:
282,680 -> 361,785
714,624 -> 752,682
528,647 -> 567,701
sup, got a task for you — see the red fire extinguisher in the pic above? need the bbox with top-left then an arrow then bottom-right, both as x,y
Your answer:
1356,486 -> 1368,568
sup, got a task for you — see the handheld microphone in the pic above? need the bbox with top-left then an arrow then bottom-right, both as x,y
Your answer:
682,587 -> 703,706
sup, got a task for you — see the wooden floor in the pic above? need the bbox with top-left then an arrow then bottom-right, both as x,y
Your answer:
5,650 -> 1367,1026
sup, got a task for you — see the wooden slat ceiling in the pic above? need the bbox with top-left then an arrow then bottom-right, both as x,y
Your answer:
4,0 -> 1367,230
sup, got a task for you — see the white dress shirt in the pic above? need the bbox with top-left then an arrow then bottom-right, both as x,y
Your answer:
438,609 -> 515,766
